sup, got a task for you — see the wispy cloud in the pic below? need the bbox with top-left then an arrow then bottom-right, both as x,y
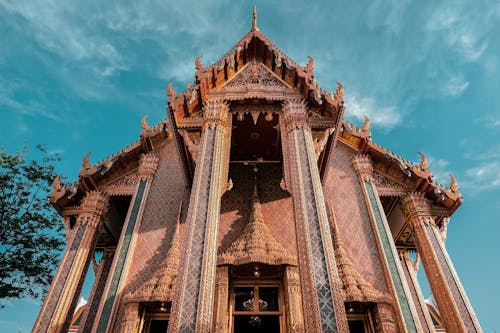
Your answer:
442,75 -> 469,96
344,93 -> 401,129
463,162 -> 500,191
427,156 -> 451,185
0,79 -> 63,122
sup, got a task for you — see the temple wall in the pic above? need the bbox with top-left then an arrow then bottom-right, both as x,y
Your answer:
218,164 -> 297,258
123,140 -> 189,294
322,142 -> 389,292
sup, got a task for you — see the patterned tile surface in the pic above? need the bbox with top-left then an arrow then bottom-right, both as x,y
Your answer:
296,129 -> 337,332
366,181 -> 417,332
323,143 -> 389,292
426,223 -> 477,332
218,164 -> 296,257
96,181 -> 146,332
124,141 -> 188,294
400,254 -> 432,333
177,128 -> 215,332
35,220 -> 87,332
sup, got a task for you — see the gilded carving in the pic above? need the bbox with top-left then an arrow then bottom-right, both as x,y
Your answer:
138,152 -> 159,182
50,175 -> 66,203
352,154 -> 374,181
127,223 -> 179,302
218,182 -> 297,266
400,192 -> 433,228
79,151 -> 96,176
313,127 -> 334,160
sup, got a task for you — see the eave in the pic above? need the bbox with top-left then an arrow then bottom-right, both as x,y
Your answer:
339,120 -> 462,215
50,120 -> 172,213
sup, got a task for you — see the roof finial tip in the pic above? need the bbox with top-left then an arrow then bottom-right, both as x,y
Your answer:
252,5 -> 259,31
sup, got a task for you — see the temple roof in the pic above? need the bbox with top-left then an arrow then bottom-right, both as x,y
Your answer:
338,119 -> 462,213
49,7 -> 462,218
167,6 -> 344,130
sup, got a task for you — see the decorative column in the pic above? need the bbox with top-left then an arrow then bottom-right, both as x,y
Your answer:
214,266 -> 229,333
352,154 -> 420,333
284,266 -> 305,333
78,247 -> 115,333
95,152 -> 159,333
169,100 -> 231,333
282,99 -> 348,333
401,193 -> 482,333
32,191 -> 109,333
398,250 -> 435,333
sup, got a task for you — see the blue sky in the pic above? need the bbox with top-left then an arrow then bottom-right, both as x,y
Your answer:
1,0 -> 499,331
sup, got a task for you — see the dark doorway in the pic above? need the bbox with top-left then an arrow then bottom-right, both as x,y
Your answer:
233,315 -> 280,332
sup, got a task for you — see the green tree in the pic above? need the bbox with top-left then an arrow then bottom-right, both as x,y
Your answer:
0,145 -> 64,304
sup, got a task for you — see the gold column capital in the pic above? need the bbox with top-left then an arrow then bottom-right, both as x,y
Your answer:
401,192 -> 433,228
78,191 -> 110,228
352,154 -> 374,181
138,152 -> 159,181
282,98 -> 309,132
203,99 -> 230,129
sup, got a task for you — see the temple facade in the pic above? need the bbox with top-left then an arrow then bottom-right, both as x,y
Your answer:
33,8 -> 482,333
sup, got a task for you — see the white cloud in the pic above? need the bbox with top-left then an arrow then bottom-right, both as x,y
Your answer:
464,162 -> 500,191
426,7 -> 488,63
0,79 -> 63,122
344,93 -> 401,129
0,0 -> 128,77
426,156 -> 451,185
442,75 -> 469,96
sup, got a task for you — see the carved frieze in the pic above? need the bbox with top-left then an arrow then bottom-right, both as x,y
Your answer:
372,171 -> 409,196
101,172 -> 139,196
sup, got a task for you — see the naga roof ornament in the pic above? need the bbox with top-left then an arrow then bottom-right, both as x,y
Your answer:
449,173 -> 459,193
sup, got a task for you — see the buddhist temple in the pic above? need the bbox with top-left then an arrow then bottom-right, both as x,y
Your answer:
33,7 -> 482,333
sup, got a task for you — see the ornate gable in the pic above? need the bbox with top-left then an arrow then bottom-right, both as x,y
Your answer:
210,60 -> 295,100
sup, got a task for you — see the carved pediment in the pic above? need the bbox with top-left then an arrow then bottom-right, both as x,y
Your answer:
211,61 -> 297,101
100,172 -> 138,196
373,171 -> 410,196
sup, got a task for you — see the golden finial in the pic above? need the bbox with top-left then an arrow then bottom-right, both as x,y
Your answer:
167,82 -> 176,100
334,81 -> 344,100
195,56 -> 204,71
82,152 -> 91,170
418,152 -> 428,170
449,173 -> 459,192
361,115 -> 370,132
141,115 -> 149,131
305,56 -> 314,72
252,5 -> 259,31
52,175 -> 62,192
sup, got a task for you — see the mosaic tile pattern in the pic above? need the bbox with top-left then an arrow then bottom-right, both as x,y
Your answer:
176,128 -> 216,332
296,128 -> 338,332
80,250 -> 114,333
400,253 -> 432,333
218,164 -> 296,257
96,181 -> 146,333
323,143 -> 388,292
425,223 -> 479,332
61,236 -> 97,332
365,181 -> 417,332
124,141 -> 188,294
34,220 -> 86,332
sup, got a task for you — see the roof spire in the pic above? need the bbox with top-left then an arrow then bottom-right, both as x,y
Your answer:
252,5 -> 259,31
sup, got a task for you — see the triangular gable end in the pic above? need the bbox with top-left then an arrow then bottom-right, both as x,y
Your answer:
208,60 -> 298,100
